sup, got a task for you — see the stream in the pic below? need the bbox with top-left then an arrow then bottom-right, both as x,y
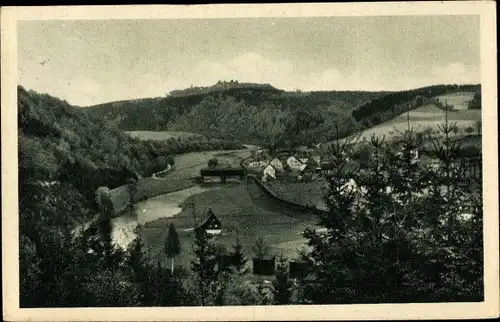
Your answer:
110,185 -> 222,249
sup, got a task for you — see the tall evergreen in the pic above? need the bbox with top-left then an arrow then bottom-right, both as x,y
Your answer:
272,253 -> 292,305
190,228 -> 219,306
229,235 -> 250,274
165,223 -> 181,274
302,119 -> 483,303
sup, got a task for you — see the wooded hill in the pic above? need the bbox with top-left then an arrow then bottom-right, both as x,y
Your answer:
86,83 -> 480,148
352,84 -> 481,127
18,85 -> 242,210
86,85 -> 390,147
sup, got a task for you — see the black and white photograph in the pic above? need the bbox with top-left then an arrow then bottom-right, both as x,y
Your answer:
1,2 -> 498,321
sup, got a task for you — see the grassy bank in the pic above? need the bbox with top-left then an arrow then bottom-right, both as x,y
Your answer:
125,131 -> 205,141
265,180 -> 328,211
140,180 -> 319,268
109,177 -> 195,214
355,102 -> 481,142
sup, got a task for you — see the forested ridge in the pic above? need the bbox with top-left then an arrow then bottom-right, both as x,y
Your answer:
86,83 -> 480,148
86,86 -> 390,147
18,85 -> 243,220
352,84 -> 481,127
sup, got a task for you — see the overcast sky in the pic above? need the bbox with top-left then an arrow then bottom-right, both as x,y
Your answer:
18,16 -> 480,106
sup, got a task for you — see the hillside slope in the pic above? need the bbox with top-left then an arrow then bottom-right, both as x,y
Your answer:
18,86 -> 243,208
352,84 -> 480,127
86,83 -> 480,148
86,84 -> 390,147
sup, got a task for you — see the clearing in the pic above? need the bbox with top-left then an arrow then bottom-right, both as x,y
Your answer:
436,91 -> 475,110
125,131 -> 204,141
355,100 -> 481,142
265,181 -> 328,211
166,148 -> 254,179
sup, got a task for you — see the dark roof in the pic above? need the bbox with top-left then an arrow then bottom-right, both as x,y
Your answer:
300,163 -> 317,173
195,209 -> 221,229
200,168 -> 245,176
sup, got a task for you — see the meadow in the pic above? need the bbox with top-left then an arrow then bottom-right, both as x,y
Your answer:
265,181 -> 328,211
166,148 -> 254,179
140,180 -> 319,268
436,91 -> 475,110
125,130 -> 204,141
355,101 -> 481,141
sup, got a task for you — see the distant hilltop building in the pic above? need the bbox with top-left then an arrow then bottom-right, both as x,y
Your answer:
167,80 -> 277,97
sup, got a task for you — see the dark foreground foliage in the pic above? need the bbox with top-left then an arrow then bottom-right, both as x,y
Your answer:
19,86 -> 483,306
300,120 -> 483,304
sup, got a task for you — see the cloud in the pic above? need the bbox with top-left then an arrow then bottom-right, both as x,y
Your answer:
430,62 -> 480,85
19,52 -> 481,106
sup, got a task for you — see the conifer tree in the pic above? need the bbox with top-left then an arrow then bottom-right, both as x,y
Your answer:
252,237 -> 270,260
301,115 -> 483,303
272,253 -> 292,305
229,235 -> 250,274
191,228 -> 218,306
165,223 -> 181,274
127,232 -> 148,304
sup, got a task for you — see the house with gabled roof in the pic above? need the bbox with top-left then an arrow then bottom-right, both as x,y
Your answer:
195,208 -> 222,235
286,156 -> 304,172
269,157 -> 284,172
262,164 -> 276,182
298,157 -> 310,164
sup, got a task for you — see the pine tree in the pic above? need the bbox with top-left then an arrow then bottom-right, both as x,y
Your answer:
229,235 -> 250,274
301,117 -> 484,303
272,253 -> 292,305
165,223 -> 181,274
190,228 -> 218,306
252,237 -> 270,260
127,232 -> 148,304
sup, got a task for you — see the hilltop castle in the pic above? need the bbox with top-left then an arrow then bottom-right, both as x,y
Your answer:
167,80 -> 276,97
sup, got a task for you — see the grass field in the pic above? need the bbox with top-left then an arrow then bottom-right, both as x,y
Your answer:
356,101 -> 481,142
266,181 -> 328,211
436,91 -> 475,110
167,148 -> 254,179
140,180 -> 319,268
125,131 -> 204,141
109,177 -> 195,214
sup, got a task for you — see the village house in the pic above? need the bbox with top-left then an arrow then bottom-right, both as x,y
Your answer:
298,163 -> 318,181
269,157 -> 284,172
195,208 -> 222,235
248,160 -> 268,169
286,156 -> 304,172
262,164 -> 276,182
298,157 -> 309,164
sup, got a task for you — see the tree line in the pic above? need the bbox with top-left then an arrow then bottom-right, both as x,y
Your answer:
351,84 -> 480,128
86,86 -> 388,147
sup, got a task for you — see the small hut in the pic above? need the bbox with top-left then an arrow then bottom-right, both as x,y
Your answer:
195,208 -> 222,235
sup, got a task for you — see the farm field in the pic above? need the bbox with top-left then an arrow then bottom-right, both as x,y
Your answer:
107,147 -> 254,214
266,181 -> 328,211
436,91 -> 475,110
355,101 -> 481,142
167,148 -> 255,179
125,130 -> 204,141
140,181 -> 319,268
109,177 -> 195,214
